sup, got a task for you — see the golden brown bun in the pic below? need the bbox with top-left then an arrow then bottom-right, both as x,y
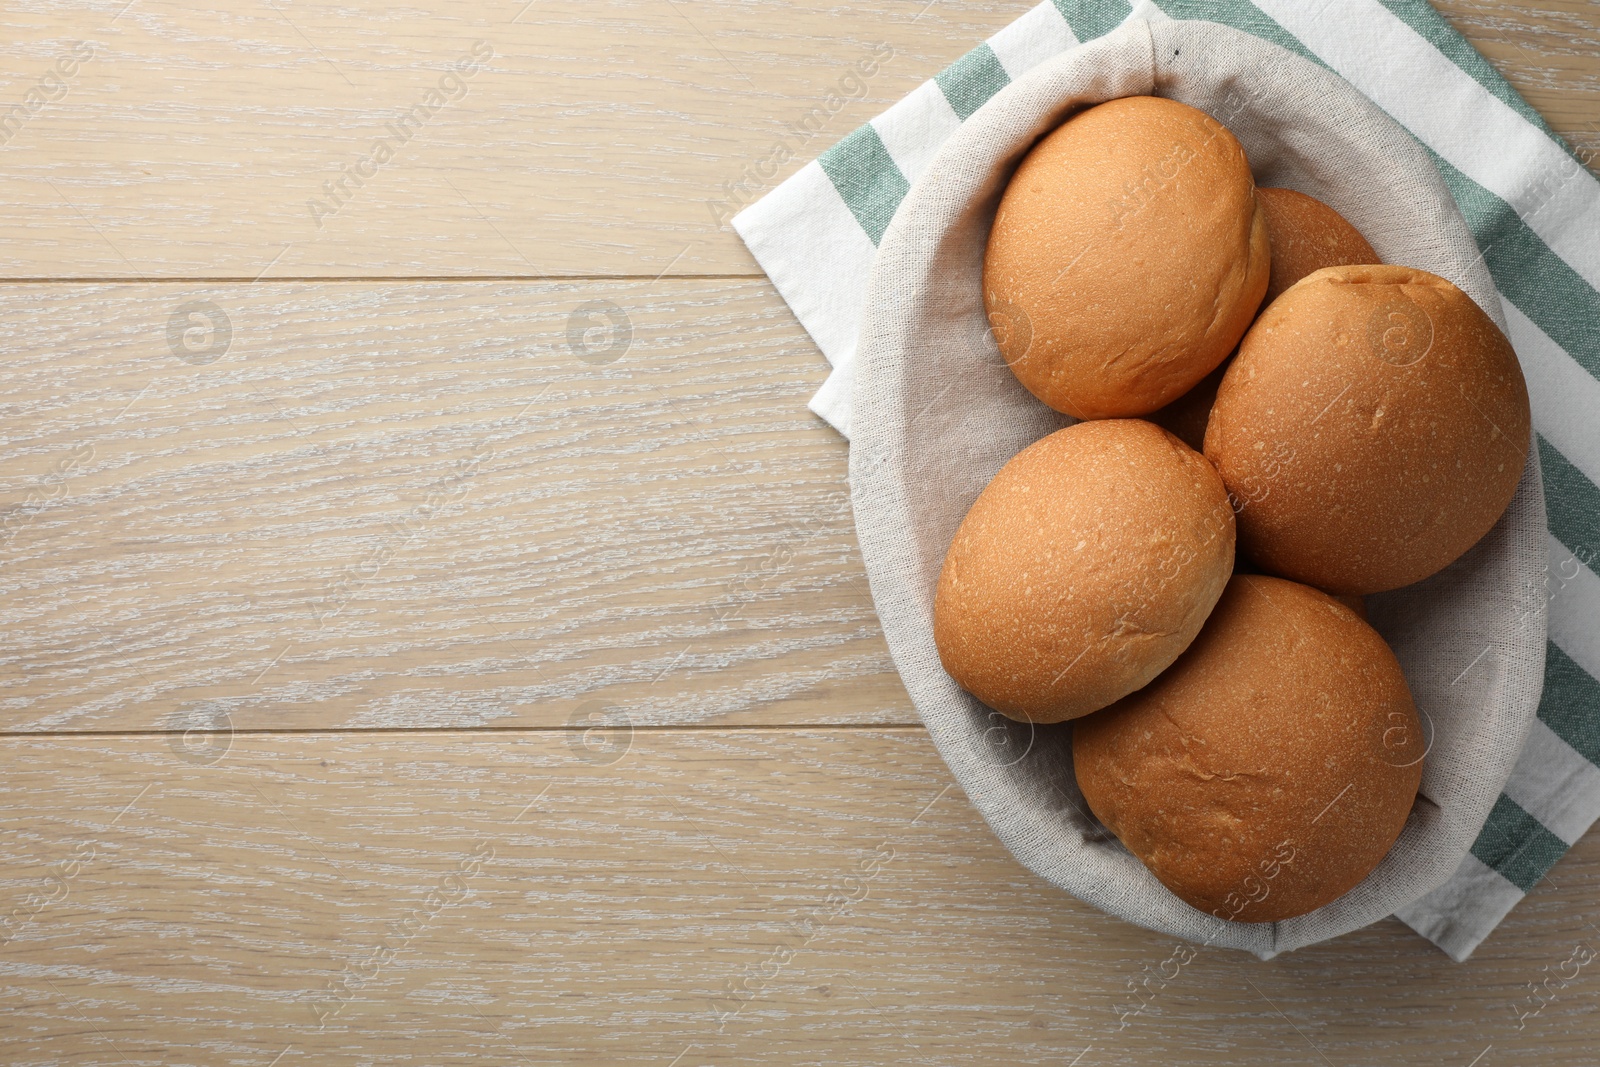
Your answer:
1256,187 -> 1378,305
985,96 -> 1270,419
1204,265 -> 1531,595
935,420 -> 1234,723
1073,574 -> 1424,923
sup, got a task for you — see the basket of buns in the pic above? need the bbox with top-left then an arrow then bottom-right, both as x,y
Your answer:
848,18 -> 1547,955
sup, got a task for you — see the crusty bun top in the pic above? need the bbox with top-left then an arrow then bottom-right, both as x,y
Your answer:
984,96 -> 1269,420
1073,574 -> 1424,923
934,419 -> 1234,724
1204,265 -> 1531,595
1256,187 -> 1378,305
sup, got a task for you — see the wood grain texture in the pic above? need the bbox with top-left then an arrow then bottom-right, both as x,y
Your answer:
0,730 -> 1598,1066
0,0 -> 1592,278
0,0 -> 1028,278
1431,0 -> 1600,164
0,280 -> 916,731
1,3 -> 1598,1064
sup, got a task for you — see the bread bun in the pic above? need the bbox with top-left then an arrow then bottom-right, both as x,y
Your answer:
985,96 -> 1269,419
935,420 -> 1234,723
1256,187 -> 1378,305
1204,265 -> 1530,594
1073,574 -> 1424,922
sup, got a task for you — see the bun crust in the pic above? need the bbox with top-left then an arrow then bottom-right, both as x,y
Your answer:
985,96 -> 1269,419
934,420 -> 1235,723
1256,187 -> 1378,305
1204,265 -> 1531,594
1073,574 -> 1424,923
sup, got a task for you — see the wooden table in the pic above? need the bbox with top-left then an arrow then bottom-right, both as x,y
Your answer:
1,2 -> 1596,1063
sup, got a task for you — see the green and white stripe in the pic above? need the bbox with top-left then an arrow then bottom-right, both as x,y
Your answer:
731,0 -> 1600,960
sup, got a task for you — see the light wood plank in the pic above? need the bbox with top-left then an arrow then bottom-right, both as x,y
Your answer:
0,281 -> 914,732
0,0 -> 1028,278
0,0 -> 1592,278
0,729 -> 1597,1065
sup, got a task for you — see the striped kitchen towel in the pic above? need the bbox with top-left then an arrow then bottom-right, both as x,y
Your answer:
732,0 -> 1600,961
